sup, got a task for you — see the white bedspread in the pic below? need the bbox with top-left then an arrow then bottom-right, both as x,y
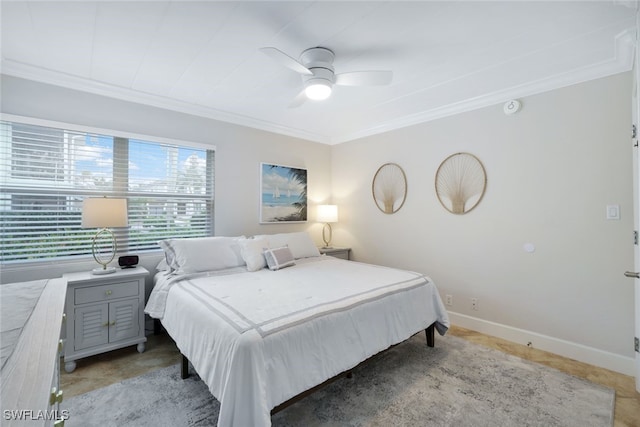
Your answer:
146,256 -> 449,427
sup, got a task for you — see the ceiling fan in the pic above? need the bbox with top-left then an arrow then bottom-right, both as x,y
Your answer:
260,46 -> 393,107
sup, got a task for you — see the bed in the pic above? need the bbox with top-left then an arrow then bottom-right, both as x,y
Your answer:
145,232 -> 449,427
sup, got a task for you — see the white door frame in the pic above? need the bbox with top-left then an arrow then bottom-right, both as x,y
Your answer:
631,11 -> 640,392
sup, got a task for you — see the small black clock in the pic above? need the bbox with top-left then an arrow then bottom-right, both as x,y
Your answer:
118,255 -> 139,268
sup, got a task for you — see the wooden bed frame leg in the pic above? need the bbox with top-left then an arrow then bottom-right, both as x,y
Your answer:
425,323 -> 435,347
181,354 -> 190,379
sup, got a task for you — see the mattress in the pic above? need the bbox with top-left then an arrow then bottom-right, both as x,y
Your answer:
146,256 -> 449,427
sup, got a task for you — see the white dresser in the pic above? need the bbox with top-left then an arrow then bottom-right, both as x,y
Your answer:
62,267 -> 148,373
1,278 -> 67,426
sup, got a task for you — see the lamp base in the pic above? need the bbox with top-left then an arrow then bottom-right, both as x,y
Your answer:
91,266 -> 117,275
322,223 -> 333,248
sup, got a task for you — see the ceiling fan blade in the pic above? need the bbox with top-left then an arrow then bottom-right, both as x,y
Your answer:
288,90 -> 307,108
335,70 -> 393,86
260,47 -> 313,76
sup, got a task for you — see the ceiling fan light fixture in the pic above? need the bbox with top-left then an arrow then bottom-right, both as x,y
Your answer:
305,79 -> 332,100
260,45 -> 392,106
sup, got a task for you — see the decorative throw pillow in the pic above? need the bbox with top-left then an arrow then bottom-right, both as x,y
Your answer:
263,246 -> 295,271
255,231 -> 320,259
238,237 -> 268,272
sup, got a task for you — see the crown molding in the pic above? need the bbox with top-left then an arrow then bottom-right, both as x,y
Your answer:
0,60 -> 331,144
329,28 -> 636,145
2,27 -> 634,146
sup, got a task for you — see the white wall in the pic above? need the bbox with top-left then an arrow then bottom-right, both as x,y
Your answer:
331,72 -> 636,375
0,75 -> 332,286
1,73 -> 635,376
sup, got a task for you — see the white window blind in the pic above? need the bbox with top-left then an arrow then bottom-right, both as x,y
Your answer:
0,120 -> 214,264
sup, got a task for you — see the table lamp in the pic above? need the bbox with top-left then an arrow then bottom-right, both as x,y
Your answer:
317,204 -> 338,248
82,197 -> 128,274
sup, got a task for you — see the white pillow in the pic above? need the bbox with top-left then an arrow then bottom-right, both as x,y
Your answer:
256,232 -> 320,259
238,237 -> 268,272
156,258 -> 170,271
264,246 -> 295,271
158,236 -> 245,274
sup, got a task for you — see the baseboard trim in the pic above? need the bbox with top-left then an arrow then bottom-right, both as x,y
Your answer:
448,312 -> 636,377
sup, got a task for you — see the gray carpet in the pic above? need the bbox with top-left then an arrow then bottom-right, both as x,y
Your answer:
63,334 -> 615,427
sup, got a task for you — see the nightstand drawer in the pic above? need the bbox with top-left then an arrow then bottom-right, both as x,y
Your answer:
74,281 -> 139,305
326,249 -> 349,260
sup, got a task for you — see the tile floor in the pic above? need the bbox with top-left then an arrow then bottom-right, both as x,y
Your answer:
61,325 -> 640,426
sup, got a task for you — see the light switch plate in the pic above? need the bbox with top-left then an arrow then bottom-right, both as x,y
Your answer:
606,205 -> 620,220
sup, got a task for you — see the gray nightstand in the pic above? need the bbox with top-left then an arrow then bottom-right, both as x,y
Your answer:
319,247 -> 351,260
62,266 -> 148,373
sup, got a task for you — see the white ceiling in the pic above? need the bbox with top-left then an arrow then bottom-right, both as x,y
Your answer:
1,1 -> 637,144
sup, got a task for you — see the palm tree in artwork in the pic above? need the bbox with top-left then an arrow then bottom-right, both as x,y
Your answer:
270,165 -> 307,221
288,167 -> 307,220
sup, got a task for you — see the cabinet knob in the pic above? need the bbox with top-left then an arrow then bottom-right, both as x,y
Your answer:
58,339 -> 65,353
105,290 -> 112,296
49,388 -> 63,405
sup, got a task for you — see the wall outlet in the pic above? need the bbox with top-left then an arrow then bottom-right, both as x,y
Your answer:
445,294 -> 453,306
471,298 -> 478,311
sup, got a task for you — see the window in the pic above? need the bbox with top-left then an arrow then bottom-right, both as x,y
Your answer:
0,118 -> 215,264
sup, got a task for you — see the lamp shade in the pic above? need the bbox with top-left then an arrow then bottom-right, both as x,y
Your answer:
81,197 -> 128,228
317,205 -> 338,223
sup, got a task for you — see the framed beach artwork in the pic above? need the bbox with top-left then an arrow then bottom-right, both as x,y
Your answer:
260,163 -> 308,223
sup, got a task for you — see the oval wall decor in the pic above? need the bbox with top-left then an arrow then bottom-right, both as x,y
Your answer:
372,162 -> 407,214
435,152 -> 486,214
